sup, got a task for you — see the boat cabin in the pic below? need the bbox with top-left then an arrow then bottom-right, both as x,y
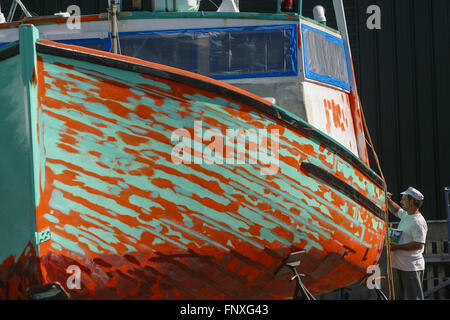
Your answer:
0,0 -> 367,163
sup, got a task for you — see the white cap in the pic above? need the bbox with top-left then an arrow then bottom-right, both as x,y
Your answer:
401,187 -> 424,201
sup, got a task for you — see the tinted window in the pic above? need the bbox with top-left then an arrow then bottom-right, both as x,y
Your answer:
302,24 -> 349,90
119,25 -> 297,79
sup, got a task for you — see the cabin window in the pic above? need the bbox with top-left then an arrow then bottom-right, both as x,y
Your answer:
209,28 -> 295,79
301,24 -> 349,91
118,25 -> 297,79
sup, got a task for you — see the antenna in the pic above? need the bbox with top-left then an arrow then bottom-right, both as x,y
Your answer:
217,0 -> 239,12
6,0 -> 32,23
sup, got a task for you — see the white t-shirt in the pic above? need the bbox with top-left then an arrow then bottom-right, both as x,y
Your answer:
391,209 -> 428,271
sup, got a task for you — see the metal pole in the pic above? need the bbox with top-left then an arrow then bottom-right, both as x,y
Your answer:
15,0 -> 32,18
332,0 -> 369,164
298,0 -> 302,15
445,187 -> 450,242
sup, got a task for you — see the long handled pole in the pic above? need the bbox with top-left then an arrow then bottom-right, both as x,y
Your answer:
332,0 -> 395,299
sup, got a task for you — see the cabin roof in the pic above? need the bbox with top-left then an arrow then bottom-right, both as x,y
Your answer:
0,11 -> 340,34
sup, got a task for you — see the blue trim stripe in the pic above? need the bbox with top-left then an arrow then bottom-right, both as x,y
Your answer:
301,24 -> 350,91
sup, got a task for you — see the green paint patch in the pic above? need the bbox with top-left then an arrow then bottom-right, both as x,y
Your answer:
51,242 -> 63,251
51,232 -> 85,255
44,213 -> 59,223
152,237 -> 164,245
129,194 -> 164,211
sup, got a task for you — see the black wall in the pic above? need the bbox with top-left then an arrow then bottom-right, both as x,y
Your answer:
2,0 -> 449,220
303,0 -> 450,221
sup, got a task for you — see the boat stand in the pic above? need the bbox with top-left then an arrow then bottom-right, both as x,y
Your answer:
276,250 -> 316,300
374,288 -> 389,300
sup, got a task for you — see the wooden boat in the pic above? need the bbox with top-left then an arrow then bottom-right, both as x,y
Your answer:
0,0 -> 386,299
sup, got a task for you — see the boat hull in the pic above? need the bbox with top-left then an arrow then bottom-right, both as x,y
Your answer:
0,36 -> 386,299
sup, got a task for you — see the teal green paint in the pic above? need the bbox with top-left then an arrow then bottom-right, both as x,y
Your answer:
74,172 -> 124,198
42,52 -> 171,92
44,213 -> 60,223
360,224 -> 366,242
51,232 -> 85,255
229,170 -> 368,247
182,214 -> 194,228
79,214 -> 115,233
160,223 -> 192,245
80,226 -> 121,246
58,224 -> 118,254
49,190 -> 71,215
20,25 -> 43,230
228,178 -> 328,246
152,237 -> 164,245
136,224 -> 189,250
160,219 -> 230,251
0,54 -> 37,262
51,242 -> 63,251
129,195 -> 164,210
51,181 -> 145,240
259,227 -> 291,246
192,214 -> 265,250
124,244 -> 137,252
78,236 -> 103,254
156,186 -> 249,230
19,25 -> 39,84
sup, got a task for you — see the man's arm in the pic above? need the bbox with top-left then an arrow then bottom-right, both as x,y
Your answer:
386,192 -> 401,218
391,242 -> 424,251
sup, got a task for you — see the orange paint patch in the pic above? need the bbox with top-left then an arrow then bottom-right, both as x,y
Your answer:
117,131 -> 148,146
57,143 -> 79,154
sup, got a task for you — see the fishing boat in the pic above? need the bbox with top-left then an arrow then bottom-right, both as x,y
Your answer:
0,0 -> 387,299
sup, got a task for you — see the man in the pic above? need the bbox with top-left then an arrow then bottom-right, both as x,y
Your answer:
386,187 -> 428,300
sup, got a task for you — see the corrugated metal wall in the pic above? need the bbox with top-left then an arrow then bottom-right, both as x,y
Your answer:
356,0 -> 449,221
2,0 -> 449,220
303,0 -> 450,221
